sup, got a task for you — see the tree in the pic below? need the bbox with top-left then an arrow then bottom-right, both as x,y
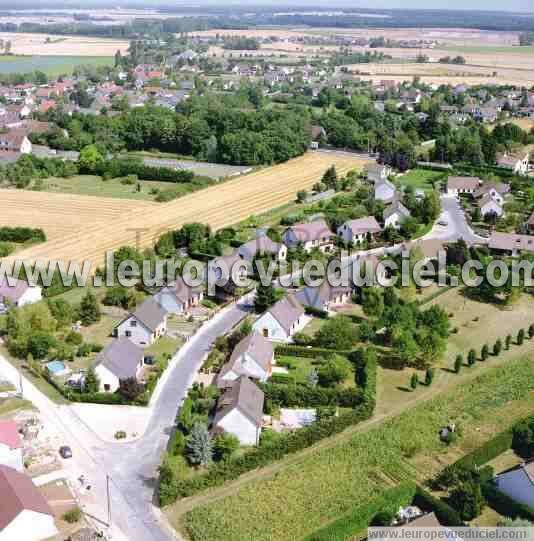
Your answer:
468,349 -> 477,366
425,367 -> 434,386
79,291 -> 101,326
119,377 -> 143,401
493,339 -> 502,356
212,433 -> 239,462
296,190 -> 307,203
529,324 -> 534,339
315,316 -> 355,350
254,283 -> 276,313
518,329 -> 525,345
410,373 -> 419,390
186,423 -> 213,467
318,354 -> 352,387
506,334 -> 512,350
78,144 -> 104,174
362,287 -> 384,319
512,417 -> 534,458
322,165 -> 338,190
84,367 -> 100,393
47,298 -> 74,327
27,332 -> 57,359
454,354 -> 463,374
481,344 -> 489,361
451,481 -> 485,520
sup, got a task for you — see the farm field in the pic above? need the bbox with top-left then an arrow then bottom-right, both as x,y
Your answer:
0,55 -> 113,75
0,32 -> 128,56
0,188 -> 156,241
178,358 -> 534,541
5,152 -> 368,269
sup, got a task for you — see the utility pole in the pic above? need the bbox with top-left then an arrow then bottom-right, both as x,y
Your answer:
106,475 -> 111,526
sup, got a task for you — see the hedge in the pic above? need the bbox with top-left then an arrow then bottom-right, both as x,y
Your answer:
453,428 -> 513,470
159,348 -> 377,505
275,345 -> 352,359
413,486 -> 466,527
483,483 -> 534,522
304,306 -> 329,319
261,382 -> 363,408
304,481 -> 416,541
0,226 -> 46,243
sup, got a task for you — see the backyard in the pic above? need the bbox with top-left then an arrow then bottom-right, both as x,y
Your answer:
395,169 -> 445,193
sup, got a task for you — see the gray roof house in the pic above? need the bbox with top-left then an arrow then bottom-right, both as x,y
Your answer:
374,180 -> 397,203
337,216 -> 382,245
295,281 -> 351,312
282,220 -> 335,253
218,333 -> 274,387
213,376 -> 265,445
115,297 -> 167,347
384,200 -> 411,229
252,295 -> 306,342
94,337 -> 145,393
495,461 -> 534,508
238,234 -> 287,262
154,276 -> 203,315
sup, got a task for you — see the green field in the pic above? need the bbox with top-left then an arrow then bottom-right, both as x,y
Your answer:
395,169 -> 444,192
441,45 -> 534,55
179,358 -> 534,541
41,175 -> 178,201
0,55 -> 113,76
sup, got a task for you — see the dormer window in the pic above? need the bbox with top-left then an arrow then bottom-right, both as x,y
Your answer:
131,320 -> 137,327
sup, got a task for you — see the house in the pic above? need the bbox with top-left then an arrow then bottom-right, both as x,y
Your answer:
0,465 -> 57,541
374,180 -> 397,203
473,182 -> 509,205
94,337 -> 145,393
295,281 -> 351,311
489,232 -> 534,256
478,194 -> 504,218
365,163 -> 392,184
238,233 -> 287,262
217,333 -> 274,387
209,251 -> 250,295
0,130 -> 32,154
446,176 -> 481,196
282,220 -> 335,253
154,276 -> 203,315
0,422 -> 23,472
497,151 -> 530,176
212,377 -> 264,446
309,124 -> 326,149
337,216 -> 382,245
495,460 -> 534,508
252,295 -> 306,342
350,254 -> 387,285
115,297 -> 167,347
402,238 -> 445,262
0,278 -> 42,309
384,200 -> 411,229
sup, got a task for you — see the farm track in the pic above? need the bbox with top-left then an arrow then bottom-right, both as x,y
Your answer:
3,153 -> 368,268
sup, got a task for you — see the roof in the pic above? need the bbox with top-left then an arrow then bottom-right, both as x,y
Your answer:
130,297 -> 167,332
342,216 -> 382,236
0,277 -> 31,303
266,295 -> 304,333
0,129 -> 27,148
0,421 -> 22,450
403,239 -> 445,260
285,220 -> 333,243
447,176 -> 481,191
384,200 -> 411,221
239,234 -> 281,259
477,194 -> 502,209
404,512 -> 442,528
489,232 -> 534,253
295,281 -> 351,310
473,182 -> 510,199
0,465 -> 53,530
94,337 -> 144,380
228,333 -> 273,372
213,377 -> 264,428
166,276 -> 202,304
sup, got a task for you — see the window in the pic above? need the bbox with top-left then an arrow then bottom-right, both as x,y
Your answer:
131,320 -> 137,327
263,328 -> 269,338
104,384 -> 110,392
125,330 -> 132,337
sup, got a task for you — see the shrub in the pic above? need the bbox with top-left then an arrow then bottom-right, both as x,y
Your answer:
410,373 -> 418,390
114,430 -> 127,440
455,354 -> 463,373
262,382 -> 363,408
512,417 -> 534,458
0,226 -> 46,243
529,325 -> 534,339
481,344 -> 489,361
65,330 -> 83,346
213,433 -> 240,462
169,430 -> 186,456
506,335 -> 512,350
518,329 -> 525,345
274,345 -> 351,359
493,339 -> 502,356
63,507 -> 82,523
317,354 -> 352,387
413,486 -> 465,526
468,349 -> 477,366
425,367 -> 434,386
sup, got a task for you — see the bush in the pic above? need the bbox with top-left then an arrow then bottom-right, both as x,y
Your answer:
63,507 -> 82,523
493,339 -> 502,356
169,430 -> 186,456
261,382 -> 363,408
274,345 -> 351,359
65,331 -> 83,346
529,325 -> 534,339
413,486 -> 465,526
481,344 -> 489,361
455,354 -> 463,373
468,349 -> 477,366
114,430 -> 127,440
304,306 -> 329,319
317,354 -> 352,387
518,329 -> 525,345
0,226 -> 46,243
512,417 -> 534,458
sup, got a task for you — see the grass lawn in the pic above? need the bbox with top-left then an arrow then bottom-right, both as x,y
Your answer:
40,175 -> 180,202
0,398 -> 34,416
79,313 -> 124,347
395,169 -> 444,193
0,55 -> 113,76
276,355 -> 315,384
301,317 -> 327,337
178,358 -> 534,541
145,335 -> 182,359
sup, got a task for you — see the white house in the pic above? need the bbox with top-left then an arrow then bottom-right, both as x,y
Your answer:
337,216 -> 382,245
94,337 -> 145,393
446,176 -> 481,197
474,182 -> 509,206
154,276 -> 203,315
217,333 -> 274,387
374,180 -> 397,203
282,220 -> 335,253
478,194 -> 504,218
0,130 -> 32,154
115,297 -> 167,347
295,281 -> 351,312
497,151 -> 530,176
0,465 -> 58,541
238,233 -> 287,262
383,201 -> 411,229
0,422 -> 23,472
365,163 -> 392,184
252,295 -> 307,342
213,377 -> 264,446
0,278 -> 42,309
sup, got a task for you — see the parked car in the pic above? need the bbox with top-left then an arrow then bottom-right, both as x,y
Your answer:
59,446 -> 72,459
437,220 -> 448,227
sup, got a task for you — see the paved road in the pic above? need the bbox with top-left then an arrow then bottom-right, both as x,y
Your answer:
0,295 -> 252,541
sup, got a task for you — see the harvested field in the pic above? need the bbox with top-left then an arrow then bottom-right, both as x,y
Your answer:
0,32 -> 129,56
3,152 -> 368,268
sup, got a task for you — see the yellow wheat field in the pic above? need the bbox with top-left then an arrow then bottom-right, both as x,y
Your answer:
2,152 -> 369,269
